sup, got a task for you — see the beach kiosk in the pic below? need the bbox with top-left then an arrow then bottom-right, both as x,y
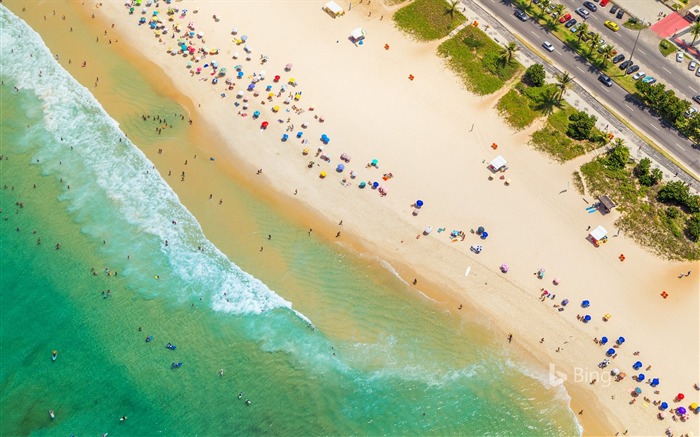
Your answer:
350,28 -> 367,43
589,225 -> 608,246
598,195 -> 616,214
488,155 -> 507,172
323,1 -> 345,18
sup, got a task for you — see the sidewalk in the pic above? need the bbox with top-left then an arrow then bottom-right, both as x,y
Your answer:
456,0 -> 699,192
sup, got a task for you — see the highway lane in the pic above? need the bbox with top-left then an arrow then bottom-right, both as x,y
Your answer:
469,0 -> 700,178
554,0 -> 700,103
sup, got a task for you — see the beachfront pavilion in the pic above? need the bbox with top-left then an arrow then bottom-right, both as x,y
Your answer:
598,195 -> 616,214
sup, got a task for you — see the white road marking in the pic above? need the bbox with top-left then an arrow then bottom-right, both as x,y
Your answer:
677,144 -> 685,151
690,86 -> 698,93
576,66 -> 585,72
625,104 -> 633,110
652,125 -> 660,131
637,49 -> 646,55
662,67 -> 672,74
531,31 -> 539,37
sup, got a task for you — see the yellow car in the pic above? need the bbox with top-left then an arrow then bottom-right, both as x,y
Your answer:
605,20 -> 620,32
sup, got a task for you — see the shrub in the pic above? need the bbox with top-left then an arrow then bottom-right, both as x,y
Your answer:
666,206 -> 680,219
686,213 -> 700,242
605,144 -> 630,170
567,111 -> 597,140
658,180 -> 690,205
525,64 -> 546,87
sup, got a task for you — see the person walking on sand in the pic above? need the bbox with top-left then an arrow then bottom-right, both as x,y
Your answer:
507,334 -> 513,343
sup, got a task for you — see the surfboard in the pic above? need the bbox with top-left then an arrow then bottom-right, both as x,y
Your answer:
465,266 -> 471,277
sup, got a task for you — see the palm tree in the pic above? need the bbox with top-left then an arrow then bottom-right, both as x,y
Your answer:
587,33 -> 601,55
600,45 -> 615,67
536,87 -> 563,115
576,22 -> 589,43
500,42 -> 519,65
445,0 -> 460,19
611,137 -> 625,148
690,21 -> 700,45
555,71 -> 573,101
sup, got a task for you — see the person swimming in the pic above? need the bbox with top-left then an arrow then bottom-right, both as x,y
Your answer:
238,392 -> 243,399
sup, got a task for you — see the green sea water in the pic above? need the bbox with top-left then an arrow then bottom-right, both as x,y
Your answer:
0,6 -> 581,436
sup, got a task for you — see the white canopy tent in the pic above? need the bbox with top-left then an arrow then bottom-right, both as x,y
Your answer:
350,27 -> 366,42
323,1 -> 345,17
488,155 -> 507,171
589,225 -> 608,242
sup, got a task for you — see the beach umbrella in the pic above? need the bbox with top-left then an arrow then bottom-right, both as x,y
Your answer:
583,314 -> 591,323
252,110 -> 260,119
285,63 -> 293,71
274,75 -> 281,82
611,368 -> 620,375
424,226 -> 433,235
260,121 -> 269,129
237,71 -> 244,78
247,84 -> 255,91
371,159 -> 378,167
581,300 -> 590,308
372,182 -> 379,189
633,361 -> 642,370
651,378 -> 660,387
359,182 -> 366,188
266,85 -> 273,91
416,200 -> 424,208
500,263 -> 509,273
295,131 -> 303,138
237,91 -> 244,98
600,336 -> 608,345
379,186 -> 387,194
320,171 -> 327,178
481,231 -> 489,239
241,35 -> 248,42
690,402 -> 698,410
606,348 -> 615,356
676,393 -> 685,401
336,164 -> 345,172
272,106 -> 279,112
660,402 -> 669,410
616,336 -> 625,345
677,407 -> 687,415
561,299 -> 569,306
637,374 -> 645,381
282,134 -> 288,142
233,51 -> 240,59
634,387 -> 642,395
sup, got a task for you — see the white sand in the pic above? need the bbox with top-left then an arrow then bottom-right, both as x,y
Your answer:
77,0 -> 700,434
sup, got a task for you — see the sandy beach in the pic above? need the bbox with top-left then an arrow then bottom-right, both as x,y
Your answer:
6,0 -> 699,435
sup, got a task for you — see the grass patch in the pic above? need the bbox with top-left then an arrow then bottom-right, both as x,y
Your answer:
530,103 -> 600,162
394,0 -> 467,41
581,158 -> 700,260
572,170 -> 585,195
548,103 -> 577,133
659,39 -> 676,57
623,19 -> 648,31
496,89 -> 538,129
437,25 -> 521,95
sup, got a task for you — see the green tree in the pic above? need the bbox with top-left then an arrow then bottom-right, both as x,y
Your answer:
576,22 -> 589,43
587,33 -> 601,55
651,168 -> 663,185
600,45 -> 615,67
500,42 -> 520,65
658,180 -> 691,205
555,71 -> 573,101
445,0 -> 461,20
685,213 -> 700,242
567,111 -> 597,140
606,142 -> 630,169
690,21 -> 700,45
525,64 -> 547,86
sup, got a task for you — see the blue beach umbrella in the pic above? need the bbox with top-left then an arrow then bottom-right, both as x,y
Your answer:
253,110 -> 260,119
583,314 -> 591,322
633,361 -> 642,370
635,387 -> 642,395
660,402 -> 668,410
296,131 -> 303,138
637,373 -> 645,381
600,336 -> 608,345
481,231 -> 489,240
616,336 -> 625,345
606,348 -> 615,356
281,134 -> 288,141
651,378 -> 660,387
416,200 -> 424,208
581,300 -> 590,308
372,182 -> 379,189
336,164 -> 345,172
237,71 -> 244,78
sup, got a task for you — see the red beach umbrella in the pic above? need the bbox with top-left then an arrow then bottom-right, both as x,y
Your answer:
677,393 -> 685,401
261,121 -> 269,129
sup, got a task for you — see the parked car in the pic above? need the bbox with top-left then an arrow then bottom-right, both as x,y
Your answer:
685,107 -> 698,118
693,95 -> 700,104
610,4 -> 619,13
605,20 -> 619,31
559,13 -> 572,23
600,0 -> 609,6
619,59 -> 633,70
689,61 -> 697,71
616,9 -> 624,19
584,1 -> 598,11
570,24 -> 580,33
626,64 -> 640,75
696,68 -> 700,77
542,41 -> 555,52
565,18 -> 578,28
598,74 -> 613,87
576,7 -> 590,18
612,53 -> 625,64
641,76 -> 657,84
676,51 -> 684,62
632,71 -> 646,80
514,9 -> 529,21
545,3 -> 555,13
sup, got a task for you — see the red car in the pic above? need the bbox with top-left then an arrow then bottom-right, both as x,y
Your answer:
600,0 -> 609,6
559,12 -> 572,23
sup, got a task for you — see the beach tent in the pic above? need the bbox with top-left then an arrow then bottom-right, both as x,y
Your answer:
589,226 -> 608,245
323,1 -> 345,18
488,155 -> 507,172
350,28 -> 366,43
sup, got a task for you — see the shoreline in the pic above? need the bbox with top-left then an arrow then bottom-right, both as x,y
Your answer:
6,1 -> 698,435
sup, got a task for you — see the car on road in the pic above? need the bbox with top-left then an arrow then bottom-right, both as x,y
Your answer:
565,18 -> 578,28
576,7 -> 590,18
696,68 -> 700,77
676,52 -> 684,62
605,20 -> 620,31
542,41 -> 555,52
641,76 -> 657,84
584,1 -> 598,11
514,9 -> 529,21
600,0 -> 610,6
610,4 -> 619,13
689,61 -> 697,71
693,95 -> 700,104
612,53 -> 625,64
559,13 -> 572,23
598,74 -> 613,87
616,9 -> 624,19
685,107 -> 698,118
632,71 -> 646,80
619,59 -> 633,70
626,64 -> 640,75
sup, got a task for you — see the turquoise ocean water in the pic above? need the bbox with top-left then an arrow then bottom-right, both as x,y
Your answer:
0,6 -> 581,436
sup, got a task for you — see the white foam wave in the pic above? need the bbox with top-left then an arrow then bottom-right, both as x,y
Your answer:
0,6 -> 293,316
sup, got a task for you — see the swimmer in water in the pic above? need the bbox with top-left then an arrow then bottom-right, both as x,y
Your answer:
238,392 -> 243,399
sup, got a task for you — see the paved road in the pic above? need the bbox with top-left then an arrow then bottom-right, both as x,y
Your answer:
553,0 -> 700,103
464,0 -> 700,183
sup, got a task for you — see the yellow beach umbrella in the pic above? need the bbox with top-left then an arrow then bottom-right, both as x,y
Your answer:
272,106 -> 280,112
320,171 -> 327,178
303,148 -> 310,155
